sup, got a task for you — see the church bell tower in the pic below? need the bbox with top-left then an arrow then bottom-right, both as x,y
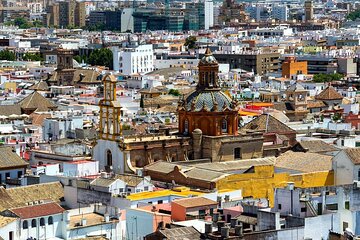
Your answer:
99,74 -> 122,141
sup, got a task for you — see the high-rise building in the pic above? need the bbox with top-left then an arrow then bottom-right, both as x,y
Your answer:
272,5 -> 288,22
305,0 -> 314,22
56,0 -> 85,28
75,1 -> 86,27
44,3 -> 59,27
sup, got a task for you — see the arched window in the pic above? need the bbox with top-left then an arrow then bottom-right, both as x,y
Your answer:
48,216 -> 53,225
184,120 -> 189,134
40,218 -> 45,226
31,219 -> 36,228
23,220 -> 28,229
221,119 -> 228,133
106,150 -> 112,167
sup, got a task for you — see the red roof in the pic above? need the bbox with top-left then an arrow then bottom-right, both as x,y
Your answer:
11,202 -> 65,219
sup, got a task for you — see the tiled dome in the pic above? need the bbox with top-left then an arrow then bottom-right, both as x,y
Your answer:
184,90 -> 233,112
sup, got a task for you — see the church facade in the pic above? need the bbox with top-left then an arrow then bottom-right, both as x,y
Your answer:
93,49 -> 263,174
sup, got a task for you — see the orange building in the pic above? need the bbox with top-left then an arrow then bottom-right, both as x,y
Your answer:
177,48 -> 239,136
282,56 -> 308,78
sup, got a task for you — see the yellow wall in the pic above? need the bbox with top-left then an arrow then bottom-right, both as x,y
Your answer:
216,165 -> 334,207
4,82 -> 17,93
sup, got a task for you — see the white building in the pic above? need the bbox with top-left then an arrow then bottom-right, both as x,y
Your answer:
112,44 -> 154,75
333,148 -> 360,185
248,26 -> 293,38
204,0 -> 214,30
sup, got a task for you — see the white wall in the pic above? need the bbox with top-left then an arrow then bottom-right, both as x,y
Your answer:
0,219 -> 18,240
20,214 -> 63,240
93,139 -> 125,174
333,151 -> 355,185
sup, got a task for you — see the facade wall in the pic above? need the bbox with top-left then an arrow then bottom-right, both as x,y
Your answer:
217,166 -> 334,207
65,222 -> 120,240
333,151 -> 354,185
0,220 -> 18,240
304,213 -> 340,240
201,135 -> 263,161
93,139 -> 125,173
282,60 -> 308,78
20,214 -> 63,240
0,168 -> 25,183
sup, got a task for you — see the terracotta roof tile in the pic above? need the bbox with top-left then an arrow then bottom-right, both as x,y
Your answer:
0,182 -> 64,211
18,91 -> 57,112
298,140 -> 339,153
315,86 -> 343,100
307,101 -> 327,109
11,202 -> 64,219
240,114 -> 296,133
0,146 -> 28,169
0,105 -> 21,116
343,148 -> 360,165
172,197 -> 217,208
275,151 -> 332,173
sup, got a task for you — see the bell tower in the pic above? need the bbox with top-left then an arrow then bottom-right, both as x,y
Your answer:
198,48 -> 220,90
56,48 -> 75,86
99,74 -> 122,141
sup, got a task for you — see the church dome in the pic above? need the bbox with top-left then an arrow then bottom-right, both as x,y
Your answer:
184,90 -> 234,112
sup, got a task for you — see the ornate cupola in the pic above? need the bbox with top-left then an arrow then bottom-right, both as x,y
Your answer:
198,47 -> 220,90
177,47 -> 239,136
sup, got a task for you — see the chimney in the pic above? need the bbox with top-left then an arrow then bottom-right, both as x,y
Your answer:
235,224 -> 244,237
81,218 -> 87,226
104,213 -> 110,223
217,221 -> 225,232
205,222 -> 213,234
221,226 -> 230,238
213,212 -> 220,222
230,218 -> 238,228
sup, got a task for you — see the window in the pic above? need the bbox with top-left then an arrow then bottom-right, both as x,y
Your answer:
221,119 -> 228,133
5,172 -> 10,179
119,188 -> 124,192
345,201 -> 350,210
17,171 -> 22,178
278,204 -> 282,210
234,148 -> 241,159
106,150 -> 112,167
358,169 -> 360,181
301,207 -> 306,212
158,200 -> 163,204
23,220 -> 28,229
184,119 -> 189,134
48,216 -> 53,225
144,186 -> 149,191
40,218 -> 45,226
343,221 -> 349,231
31,219 -> 36,228
127,188 -> 131,192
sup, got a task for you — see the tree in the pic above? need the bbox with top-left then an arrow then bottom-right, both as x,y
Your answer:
313,73 -> 343,83
169,89 -> 180,96
88,48 -> 113,69
184,36 -> 197,50
13,17 -> 31,29
347,10 -> 360,21
0,50 -> 16,61
23,53 -> 43,61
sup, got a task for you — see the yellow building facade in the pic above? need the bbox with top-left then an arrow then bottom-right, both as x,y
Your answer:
216,165 -> 334,207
